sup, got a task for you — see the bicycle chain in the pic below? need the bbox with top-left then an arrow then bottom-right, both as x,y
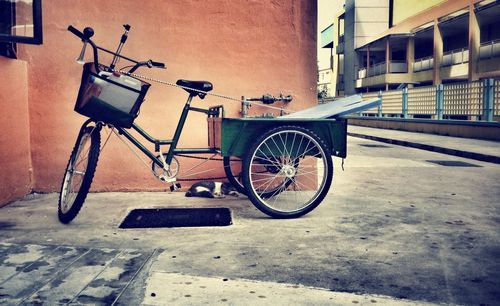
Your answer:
111,68 -> 295,113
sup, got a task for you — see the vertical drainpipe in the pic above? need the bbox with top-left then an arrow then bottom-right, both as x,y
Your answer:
402,87 -> 408,119
366,46 -> 370,78
385,38 -> 390,91
378,90 -> 383,117
483,79 -> 494,122
436,84 -> 444,120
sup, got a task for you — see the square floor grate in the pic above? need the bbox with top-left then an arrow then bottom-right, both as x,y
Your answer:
426,160 -> 481,167
119,208 -> 232,228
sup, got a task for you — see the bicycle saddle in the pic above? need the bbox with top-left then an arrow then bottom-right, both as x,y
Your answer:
176,79 -> 213,98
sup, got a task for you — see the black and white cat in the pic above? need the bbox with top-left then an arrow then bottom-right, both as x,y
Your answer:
185,181 -> 239,198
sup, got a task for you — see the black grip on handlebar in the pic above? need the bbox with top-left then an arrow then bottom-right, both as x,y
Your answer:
68,25 -> 85,39
151,61 -> 166,68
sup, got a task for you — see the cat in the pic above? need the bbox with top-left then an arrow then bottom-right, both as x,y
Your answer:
185,181 -> 239,198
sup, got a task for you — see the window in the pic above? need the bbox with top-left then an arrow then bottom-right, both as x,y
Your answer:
0,0 -> 42,58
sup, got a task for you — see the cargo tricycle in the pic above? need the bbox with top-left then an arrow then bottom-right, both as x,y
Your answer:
59,25 -> 378,223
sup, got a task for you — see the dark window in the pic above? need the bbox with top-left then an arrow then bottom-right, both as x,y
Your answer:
0,0 -> 42,58
389,0 -> 394,28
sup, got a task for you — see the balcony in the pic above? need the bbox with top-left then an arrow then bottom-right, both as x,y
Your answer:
368,62 -> 387,77
442,47 -> 469,67
413,56 -> 434,72
358,61 -> 408,79
479,39 -> 500,59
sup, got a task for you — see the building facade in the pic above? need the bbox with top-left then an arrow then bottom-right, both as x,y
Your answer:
335,0 -> 391,95
331,0 -> 500,95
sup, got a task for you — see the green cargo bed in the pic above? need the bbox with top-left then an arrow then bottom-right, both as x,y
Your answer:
220,118 -> 347,158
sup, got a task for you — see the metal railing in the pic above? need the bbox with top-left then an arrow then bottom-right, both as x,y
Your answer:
359,92 -> 379,114
358,61 -> 408,79
494,79 -> 500,116
442,47 -> 469,67
389,61 -> 408,73
368,62 -> 387,77
358,68 -> 367,79
413,56 -> 434,72
479,39 -> 500,60
358,79 -> 499,121
443,81 -> 482,116
407,86 -> 436,115
382,89 -> 403,114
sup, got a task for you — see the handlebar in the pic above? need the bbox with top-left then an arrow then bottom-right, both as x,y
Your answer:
68,25 -> 85,40
67,25 -> 166,73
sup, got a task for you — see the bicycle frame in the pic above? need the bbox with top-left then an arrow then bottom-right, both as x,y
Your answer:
107,93 -> 221,170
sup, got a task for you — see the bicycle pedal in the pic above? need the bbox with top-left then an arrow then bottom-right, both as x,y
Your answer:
159,174 -> 176,183
169,183 -> 181,192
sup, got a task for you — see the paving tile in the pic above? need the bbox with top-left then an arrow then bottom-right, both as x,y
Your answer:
0,245 -> 87,305
20,248 -> 120,305
0,243 -> 56,284
71,249 -> 155,305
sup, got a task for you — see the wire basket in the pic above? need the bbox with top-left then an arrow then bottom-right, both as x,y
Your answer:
74,63 -> 151,128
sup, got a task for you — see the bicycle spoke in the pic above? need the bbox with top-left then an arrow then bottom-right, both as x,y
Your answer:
246,128 -> 332,218
269,135 -> 285,157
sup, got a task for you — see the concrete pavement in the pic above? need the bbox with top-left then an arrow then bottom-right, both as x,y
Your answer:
0,132 -> 499,305
348,125 -> 500,163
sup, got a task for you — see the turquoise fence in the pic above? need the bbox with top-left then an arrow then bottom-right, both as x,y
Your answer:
359,79 -> 498,121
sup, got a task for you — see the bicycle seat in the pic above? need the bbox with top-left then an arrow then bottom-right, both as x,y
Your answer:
176,79 -> 213,97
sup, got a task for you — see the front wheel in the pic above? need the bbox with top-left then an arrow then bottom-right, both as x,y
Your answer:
58,124 -> 101,223
242,126 -> 333,218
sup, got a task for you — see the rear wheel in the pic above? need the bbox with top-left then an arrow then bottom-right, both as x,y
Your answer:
243,126 -> 333,218
223,156 -> 247,195
58,125 -> 101,223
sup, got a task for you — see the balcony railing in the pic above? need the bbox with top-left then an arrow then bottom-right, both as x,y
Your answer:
479,39 -> 500,60
357,61 -> 408,79
413,56 -> 434,72
389,61 -> 408,73
368,62 -> 387,77
358,68 -> 367,79
442,47 -> 469,66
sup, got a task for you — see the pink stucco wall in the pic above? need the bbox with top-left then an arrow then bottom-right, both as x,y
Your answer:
0,58 -> 32,206
16,0 -> 317,193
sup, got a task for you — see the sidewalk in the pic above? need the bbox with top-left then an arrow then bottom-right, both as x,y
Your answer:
348,125 -> 500,164
0,131 -> 499,305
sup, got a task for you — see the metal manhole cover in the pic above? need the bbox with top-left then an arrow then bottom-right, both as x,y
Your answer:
358,144 -> 390,148
119,208 -> 232,228
426,160 -> 481,167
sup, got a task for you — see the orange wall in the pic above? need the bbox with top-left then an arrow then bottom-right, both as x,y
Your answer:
0,58 -> 33,206
18,0 -> 317,192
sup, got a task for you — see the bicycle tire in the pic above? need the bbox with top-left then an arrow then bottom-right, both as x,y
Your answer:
58,125 -> 101,223
242,126 -> 333,218
223,156 -> 247,195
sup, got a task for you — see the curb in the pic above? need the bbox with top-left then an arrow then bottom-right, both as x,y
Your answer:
348,132 -> 500,165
